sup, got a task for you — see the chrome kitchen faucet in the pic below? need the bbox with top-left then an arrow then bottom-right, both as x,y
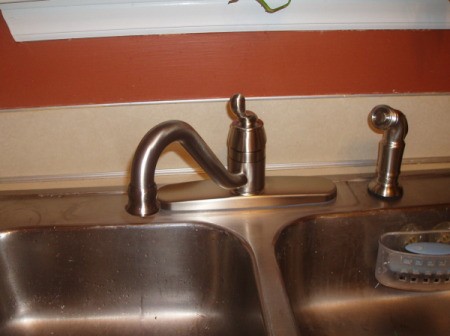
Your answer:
127,94 -> 336,216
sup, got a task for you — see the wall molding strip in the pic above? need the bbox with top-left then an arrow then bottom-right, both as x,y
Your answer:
2,93 -> 450,114
2,157 -> 450,186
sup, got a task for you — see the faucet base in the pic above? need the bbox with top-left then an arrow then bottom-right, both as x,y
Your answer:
368,179 -> 403,199
158,176 -> 337,212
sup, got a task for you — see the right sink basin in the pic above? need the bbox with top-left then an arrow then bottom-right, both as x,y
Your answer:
276,204 -> 450,336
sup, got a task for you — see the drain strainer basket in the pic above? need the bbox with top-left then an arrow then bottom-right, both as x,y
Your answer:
376,230 -> 450,291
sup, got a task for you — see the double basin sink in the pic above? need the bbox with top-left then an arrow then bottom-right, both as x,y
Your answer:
0,172 -> 449,335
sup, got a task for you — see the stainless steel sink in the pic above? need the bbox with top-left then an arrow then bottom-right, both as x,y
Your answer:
0,223 -> 267,335
276,205 -> 450,336
1,171 -> 450,336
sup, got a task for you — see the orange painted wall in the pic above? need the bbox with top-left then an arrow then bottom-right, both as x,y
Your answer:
1,13 -> 449,109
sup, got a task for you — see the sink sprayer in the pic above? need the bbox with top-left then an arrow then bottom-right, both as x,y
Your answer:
368,105 -> 408,199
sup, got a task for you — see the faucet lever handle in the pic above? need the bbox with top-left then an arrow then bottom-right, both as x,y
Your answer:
230,93 -> 257,128
230,93 -> 246,119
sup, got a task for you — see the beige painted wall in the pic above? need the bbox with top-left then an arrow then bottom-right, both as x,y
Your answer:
1,94 -> 449,190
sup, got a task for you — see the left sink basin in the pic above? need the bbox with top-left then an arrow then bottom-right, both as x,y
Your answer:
0,223 -> 267,336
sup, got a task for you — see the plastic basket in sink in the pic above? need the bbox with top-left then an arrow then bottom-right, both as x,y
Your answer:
375,230 -> 450,291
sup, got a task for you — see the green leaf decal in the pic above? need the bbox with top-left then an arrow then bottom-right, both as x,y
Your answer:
229,0 -> 292,13
257,0 -> 292,13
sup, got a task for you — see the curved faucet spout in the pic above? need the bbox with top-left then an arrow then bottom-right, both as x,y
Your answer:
126,120 -> 247,217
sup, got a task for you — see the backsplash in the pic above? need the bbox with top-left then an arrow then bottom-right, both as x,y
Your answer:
1,94 -> 449,191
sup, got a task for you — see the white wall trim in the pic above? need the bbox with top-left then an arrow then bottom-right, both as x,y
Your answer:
1,0 -> 449,42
